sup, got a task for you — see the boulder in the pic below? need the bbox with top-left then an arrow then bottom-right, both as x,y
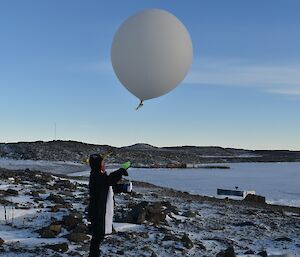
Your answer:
181,233 -> 193,249
67,232 -> 89,243
46,193 -> 65,204
274,237 -> 292,242
244,250 -> 255,254
5,189 -> 18,196
45,242 -> 69,253
0,238 -> 4,245
72,223 -> 88,233
30,191 -> 39,197
234,221 -> 255,227
137,209 -> 147,224
146,203 -> 166,225
216,246 -> 236,257
63,213 -> 82,230
40,228 -> 56,238
185,210 -> 197,218
258,250 -> 268,257
161,201 -> 179,214
50,203 -> 72,212
162,234 -> 180,242
243,194 -> 266,204
120,201 -> 148,224
151,252 -> 158,257
49,224 -> 62,234
38,222 -> 62,238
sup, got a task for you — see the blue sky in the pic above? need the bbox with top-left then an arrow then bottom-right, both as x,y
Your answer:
1,0 -> 300,150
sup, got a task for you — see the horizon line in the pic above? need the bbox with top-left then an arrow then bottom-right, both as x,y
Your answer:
0,139 -> 299,152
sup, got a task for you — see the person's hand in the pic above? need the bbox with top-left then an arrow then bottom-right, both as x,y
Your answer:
122,161 -> 131,170
120,168 -> 129,176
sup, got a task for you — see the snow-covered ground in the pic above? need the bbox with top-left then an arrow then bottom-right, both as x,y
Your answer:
0,158 -> 86,174
1,164 -> 299,256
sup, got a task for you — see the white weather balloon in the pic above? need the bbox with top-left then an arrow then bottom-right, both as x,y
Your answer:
111,9 -> 193,108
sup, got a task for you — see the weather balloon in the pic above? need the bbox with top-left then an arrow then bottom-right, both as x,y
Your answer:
111,9 -> 193,109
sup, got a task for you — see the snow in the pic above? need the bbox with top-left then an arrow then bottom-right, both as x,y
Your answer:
0,158 -> 86,174
0,225 -> 67,245
0,161 -> 299,257
113,222 -> 142,232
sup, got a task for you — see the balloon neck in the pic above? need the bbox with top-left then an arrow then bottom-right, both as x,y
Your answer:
135,100 -> 144,111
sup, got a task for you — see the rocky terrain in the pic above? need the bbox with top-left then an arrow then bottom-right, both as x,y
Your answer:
1,141 -> 300,168
0,168 -> 299,257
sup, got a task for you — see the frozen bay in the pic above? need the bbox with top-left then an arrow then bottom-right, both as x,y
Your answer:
126,162 -> 300,207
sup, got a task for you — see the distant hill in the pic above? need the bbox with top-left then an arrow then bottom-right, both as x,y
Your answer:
0,140 -> 300,167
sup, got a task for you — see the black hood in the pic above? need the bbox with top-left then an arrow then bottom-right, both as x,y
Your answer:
89,154 -> 103,172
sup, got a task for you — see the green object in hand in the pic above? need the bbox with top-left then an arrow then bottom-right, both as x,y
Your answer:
122,161 -> 131,170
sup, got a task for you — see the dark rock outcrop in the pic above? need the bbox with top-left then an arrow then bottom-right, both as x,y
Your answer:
67,232 -> 89,243
181,233 -> 193,249
46,193 -> 65,204
243,194 -> 266,204
63,213 -> 82,230
216,245 -> 236,257
5,188 -> 18,196
44,242 -> 69,253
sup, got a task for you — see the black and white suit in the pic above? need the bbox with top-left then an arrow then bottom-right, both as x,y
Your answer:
88,167 -> 126,257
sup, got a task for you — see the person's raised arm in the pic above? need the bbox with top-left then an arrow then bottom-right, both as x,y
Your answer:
106,168 -> 128,185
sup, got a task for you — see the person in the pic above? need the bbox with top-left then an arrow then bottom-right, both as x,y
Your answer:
88,153 -> 129,257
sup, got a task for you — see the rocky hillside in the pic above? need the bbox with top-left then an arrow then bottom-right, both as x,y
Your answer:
0,141 -> 300,167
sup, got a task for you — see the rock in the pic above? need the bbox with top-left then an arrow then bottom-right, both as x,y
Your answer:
46,193 -> 65,204
146,203 -> 166,225
50,203 -> 72,212
0,238 -> 4,245
61,190 -> 73,197
38,222 -> 62,238
269,255 -> 292,257
185,210 -> 197,218
51,205 -> 62,213
244,250 -> 255,254
30,191 -> 39,197
161,201 -> 179,214
63,213 -> 82,230
72,223 -> 88,233
151,252 -> 158,257
137,209 -> 147,224
45,242 -> 69,253
38,203 -> 44,208
181,233 -> 193,249
258,250 -> 268,257
49,224 -> 62,234
67,232 -> 89,243
121,201 -> 148,224
55,179 -> 76,190
274,237 -> 293,242
163,234 -> 180,242
216,246 -> 236,257
40,228 -> 56,238
5,188 -> 18,196
243,194 -> 266,204
234,221 -> 255,227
